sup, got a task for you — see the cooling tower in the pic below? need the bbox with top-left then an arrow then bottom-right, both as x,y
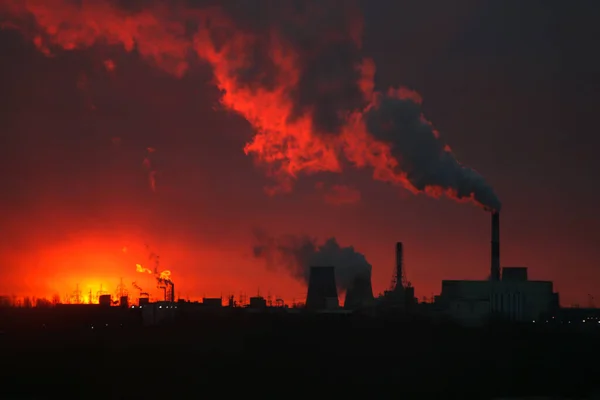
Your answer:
344,272 -> 374,310
491,211 -> 500,281
306,266 -> 339,310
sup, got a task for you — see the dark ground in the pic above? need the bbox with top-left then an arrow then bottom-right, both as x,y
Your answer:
1,307 -> 599,399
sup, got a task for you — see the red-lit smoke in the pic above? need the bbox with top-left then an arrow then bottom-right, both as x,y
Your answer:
0,0 -> 500,210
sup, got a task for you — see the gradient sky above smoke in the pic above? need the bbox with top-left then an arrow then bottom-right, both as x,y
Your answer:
0,0 -> 500,210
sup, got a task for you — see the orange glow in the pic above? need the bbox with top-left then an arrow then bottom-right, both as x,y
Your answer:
72,282 -> 110,305
0,209 -> 315,304
3,0 -> 560,308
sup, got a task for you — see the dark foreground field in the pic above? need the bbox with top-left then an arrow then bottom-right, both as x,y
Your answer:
1,308 -> 599,399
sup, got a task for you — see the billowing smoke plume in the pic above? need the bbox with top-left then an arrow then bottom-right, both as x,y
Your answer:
0,0 -> 501,211
363,89 -> 502,211
252,229 -> 371,291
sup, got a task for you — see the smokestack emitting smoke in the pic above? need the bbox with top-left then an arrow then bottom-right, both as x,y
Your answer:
0,0 -> 501,211
491,211 -> 500,281
252,230 -> 371,292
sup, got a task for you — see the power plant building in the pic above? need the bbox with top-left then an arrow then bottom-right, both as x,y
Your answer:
439,273 -> 557,325
437,212 -> 558,325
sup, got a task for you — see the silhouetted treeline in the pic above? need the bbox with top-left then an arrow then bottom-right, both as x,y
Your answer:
0,295 -> 57,308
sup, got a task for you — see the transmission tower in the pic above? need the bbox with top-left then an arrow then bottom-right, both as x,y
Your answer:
95,284 -> 108,303
115,278 -> 128,298
72,284 -> 82,304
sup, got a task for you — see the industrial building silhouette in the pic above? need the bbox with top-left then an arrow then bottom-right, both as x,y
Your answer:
293,210 -> 560,326
305,266 -> 339,310
436,211 -> 558,325
0,210 -> 584,328
344,274 -> 374,309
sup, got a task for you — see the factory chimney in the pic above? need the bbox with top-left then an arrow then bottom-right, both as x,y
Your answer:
395,242 -> 404,291
306,266 -> 339,310
491,211 -> 500,281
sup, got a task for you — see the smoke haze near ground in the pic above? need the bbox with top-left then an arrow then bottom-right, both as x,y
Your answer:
252,229 -> 372,291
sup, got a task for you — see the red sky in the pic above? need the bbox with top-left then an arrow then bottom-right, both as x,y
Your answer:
0,0 -> 598,306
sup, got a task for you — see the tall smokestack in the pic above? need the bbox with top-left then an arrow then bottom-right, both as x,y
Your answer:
395,242 -> 403,291
491,211 -> 500,281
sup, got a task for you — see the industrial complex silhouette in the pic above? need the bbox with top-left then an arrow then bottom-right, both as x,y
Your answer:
2,211 -> 600,398
0,210 -> 596,324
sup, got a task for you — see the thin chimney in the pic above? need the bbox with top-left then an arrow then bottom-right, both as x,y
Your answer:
491,211 -> 500,281
395,242 -> 403,290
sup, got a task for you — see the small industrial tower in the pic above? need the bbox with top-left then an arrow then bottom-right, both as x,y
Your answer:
157,277 -> 175,302
132,282 -> 150,305
390,242 -> 409,292
490,211 -> 501,281
382,242 -> 416,307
